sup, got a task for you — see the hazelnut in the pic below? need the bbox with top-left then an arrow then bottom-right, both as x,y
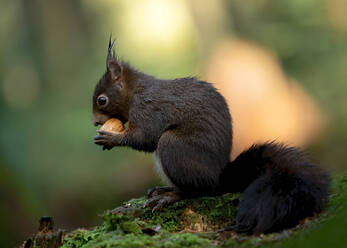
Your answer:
99,118 -> 124,134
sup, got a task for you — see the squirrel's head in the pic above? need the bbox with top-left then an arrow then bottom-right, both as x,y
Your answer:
92,38 -> 132,126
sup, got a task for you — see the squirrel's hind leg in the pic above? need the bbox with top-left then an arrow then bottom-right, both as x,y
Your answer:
156,131 -> 223,196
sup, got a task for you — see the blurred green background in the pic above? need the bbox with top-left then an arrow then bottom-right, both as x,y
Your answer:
1,0 -> 347,246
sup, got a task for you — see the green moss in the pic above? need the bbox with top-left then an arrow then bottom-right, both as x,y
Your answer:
69,232 -> 210,248
62,175 -> 347,248
62,193 -> 239,247
193,193 -> 240,226
62,228 -> 103,248
103,213 -> 142,234
144,203 -> 185,232
140,193 -> 240,232
79,233 -> 159,248
62,227 -> 210,248
164,233 -> 211,248
125,197 -> 147,207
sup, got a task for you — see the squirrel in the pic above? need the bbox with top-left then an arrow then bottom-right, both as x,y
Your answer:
93,38 -> 331,234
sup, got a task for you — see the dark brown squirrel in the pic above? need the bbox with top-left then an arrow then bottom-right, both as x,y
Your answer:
92,38 -> 331,234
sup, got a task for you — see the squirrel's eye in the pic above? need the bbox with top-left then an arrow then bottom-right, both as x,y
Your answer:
97,95 -> 108,107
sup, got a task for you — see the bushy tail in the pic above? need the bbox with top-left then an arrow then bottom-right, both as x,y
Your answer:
220,142 -> 331,234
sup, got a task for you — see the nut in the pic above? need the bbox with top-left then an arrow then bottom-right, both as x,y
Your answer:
99,118 -> 124,134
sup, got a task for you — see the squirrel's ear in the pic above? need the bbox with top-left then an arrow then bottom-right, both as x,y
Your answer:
106,37 -> 122,83
107,59 -> 122,81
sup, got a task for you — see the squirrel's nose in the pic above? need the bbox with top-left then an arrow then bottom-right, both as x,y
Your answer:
92,115 -> 101,126
93,112 -> 109,126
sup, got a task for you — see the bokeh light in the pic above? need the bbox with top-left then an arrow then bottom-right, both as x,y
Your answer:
124,0 -> 191,44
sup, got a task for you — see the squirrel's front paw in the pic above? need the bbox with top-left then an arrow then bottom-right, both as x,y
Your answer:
94,130 -> 119,150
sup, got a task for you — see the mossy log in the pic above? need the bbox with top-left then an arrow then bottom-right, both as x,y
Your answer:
22,175 -> 347,248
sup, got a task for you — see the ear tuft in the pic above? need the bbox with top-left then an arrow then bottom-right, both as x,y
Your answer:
106,35 -> 121,82
107,35 -> 116,63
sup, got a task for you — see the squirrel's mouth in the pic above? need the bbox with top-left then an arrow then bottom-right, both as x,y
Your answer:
93,112 -> 127,126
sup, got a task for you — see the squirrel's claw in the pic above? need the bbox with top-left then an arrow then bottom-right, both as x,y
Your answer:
97,130 -> 112,135
94,131 -> 118,150
145,192 -> 180,212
